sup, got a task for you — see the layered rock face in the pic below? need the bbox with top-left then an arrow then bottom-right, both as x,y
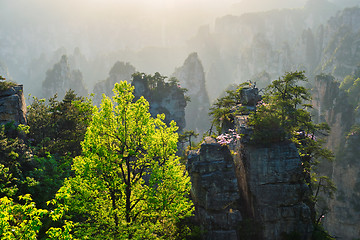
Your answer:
312,74 -> 360,239
188,134 -> 313,240
0,85 -> 26,126
187,137 -> 242,240
187,88 -> 313,239
172,53 -> 211,134
236,142 -> 313,240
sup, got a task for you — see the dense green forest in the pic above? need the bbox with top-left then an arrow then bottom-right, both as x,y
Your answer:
0,71 -> 338,239
0,76 -> 194,239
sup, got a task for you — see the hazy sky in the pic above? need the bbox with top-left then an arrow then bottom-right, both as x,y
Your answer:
1,0 -> 310,54
1,0 -> 242,51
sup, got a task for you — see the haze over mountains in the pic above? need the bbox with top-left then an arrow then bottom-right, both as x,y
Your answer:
2,0 -> 360,239
1,0 -> 359,98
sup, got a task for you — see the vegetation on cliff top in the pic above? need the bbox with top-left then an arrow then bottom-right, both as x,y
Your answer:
0,76 -> 16,91
209,71 -> 336,238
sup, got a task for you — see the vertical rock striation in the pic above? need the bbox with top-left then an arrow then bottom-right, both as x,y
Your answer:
187,137 -> 242,240
0,84 -> 26,126
312,74 -> 360,239
235,140 -> 313,240
187,87 -> 313,239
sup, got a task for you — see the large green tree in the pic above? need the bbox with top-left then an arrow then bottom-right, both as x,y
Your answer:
55,81 -> 193,239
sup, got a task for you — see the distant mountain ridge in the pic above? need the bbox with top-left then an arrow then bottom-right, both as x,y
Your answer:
189,4 -> 360,100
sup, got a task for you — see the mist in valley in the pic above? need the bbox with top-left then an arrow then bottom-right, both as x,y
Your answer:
2,1 -> 360,239
1,0 -> 358,98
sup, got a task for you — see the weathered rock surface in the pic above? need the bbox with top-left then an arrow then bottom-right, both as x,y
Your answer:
188,134 -> 313,239
325,133 -> 360,239
236,141 -> 313,240
187,137 -> 242,240
172,53 -> 211,134
0,85 -> 26,125
188,88 -> 312,239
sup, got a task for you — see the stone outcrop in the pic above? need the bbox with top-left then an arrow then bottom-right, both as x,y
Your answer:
312,74 -> 360,239
132,74 -> 187,132
187,137 -> 242,240
324,132 -> 360,239
188,133 -> 313,240
172,53 -> 211,134
187,87 -> 313,239
235,140 -> 313,240
0,84 -> 26,126
312,74 -> 353,149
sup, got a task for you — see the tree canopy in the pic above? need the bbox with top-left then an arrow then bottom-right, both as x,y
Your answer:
54,81 -> 193,239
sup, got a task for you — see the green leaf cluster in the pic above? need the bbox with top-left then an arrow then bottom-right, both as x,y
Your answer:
0,76 -> 16,91
27,90 -> 94,158
54,81 -> 193,239
26,90 -> 94,208
179,130 -> 199,150
248,71 -> 312,143
0,124 -> 36,199
132,72 -> 189,103
0,194 -> 47,239
209,82 -> 251,134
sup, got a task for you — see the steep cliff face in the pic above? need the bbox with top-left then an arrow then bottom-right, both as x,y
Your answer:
93,61 -> 136,105
132,75 -> 187,132
42,55 -> 88,99
172,53 -> 211,134
187,88 -> 313,239
312,74 -> 360,239
0,84 -> 26,126
312,74 -> 353,149
188,134 -> 313,240
187,137 -> 242,240
325,133 -> 360,239
236,141 -> 313,240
